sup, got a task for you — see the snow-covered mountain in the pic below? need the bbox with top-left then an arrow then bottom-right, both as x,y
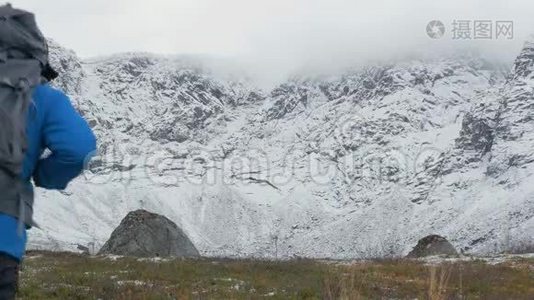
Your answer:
28,39 -> 534,259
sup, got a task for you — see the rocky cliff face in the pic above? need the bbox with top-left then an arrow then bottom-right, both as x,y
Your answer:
28,38 -> 533,259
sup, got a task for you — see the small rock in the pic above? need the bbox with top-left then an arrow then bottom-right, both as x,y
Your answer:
77,244 -> 90,255
407,235 -> 458,258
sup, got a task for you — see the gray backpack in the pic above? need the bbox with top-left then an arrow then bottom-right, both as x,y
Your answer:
0,4 -> 48,228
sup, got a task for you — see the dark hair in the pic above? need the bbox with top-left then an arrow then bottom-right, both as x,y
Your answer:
42,63 -> 58,81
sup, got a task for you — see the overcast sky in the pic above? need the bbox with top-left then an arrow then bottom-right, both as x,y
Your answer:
8,0 -> 534,82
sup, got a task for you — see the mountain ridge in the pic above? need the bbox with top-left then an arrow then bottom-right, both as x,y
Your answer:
28,39 -> 533,259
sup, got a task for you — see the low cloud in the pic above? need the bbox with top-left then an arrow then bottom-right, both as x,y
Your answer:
10,0 -> 534,85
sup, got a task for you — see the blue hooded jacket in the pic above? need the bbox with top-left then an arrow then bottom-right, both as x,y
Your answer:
0,84 -> 96,261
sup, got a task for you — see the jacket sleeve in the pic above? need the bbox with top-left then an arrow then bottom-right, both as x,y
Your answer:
33,88 -> 97,190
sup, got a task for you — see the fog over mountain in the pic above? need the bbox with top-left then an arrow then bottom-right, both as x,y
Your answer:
4,0 -> 532,259
11,0 -> 534,86
26,35 -> 534,258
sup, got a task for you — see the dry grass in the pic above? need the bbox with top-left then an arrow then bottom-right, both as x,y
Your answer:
323,269 -> 364,300
18,251 -> 534,299
428,265 -> 451,300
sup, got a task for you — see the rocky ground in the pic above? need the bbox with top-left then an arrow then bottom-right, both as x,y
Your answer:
18,251 -> 534,299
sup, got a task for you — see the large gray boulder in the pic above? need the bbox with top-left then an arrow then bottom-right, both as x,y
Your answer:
407,235 -> 458,258
99,210 -> 200,258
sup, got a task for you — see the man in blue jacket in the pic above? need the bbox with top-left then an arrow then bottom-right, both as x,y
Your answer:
0,83 -> 96,297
